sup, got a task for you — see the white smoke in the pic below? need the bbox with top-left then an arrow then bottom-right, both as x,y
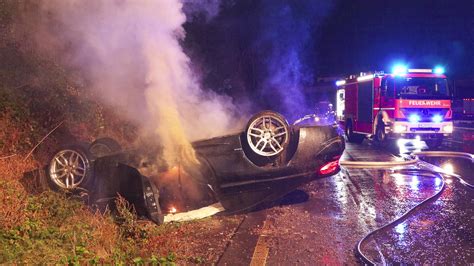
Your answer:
28,0 -> 245,165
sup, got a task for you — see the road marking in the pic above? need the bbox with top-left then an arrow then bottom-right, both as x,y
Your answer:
250,220 -> 270,266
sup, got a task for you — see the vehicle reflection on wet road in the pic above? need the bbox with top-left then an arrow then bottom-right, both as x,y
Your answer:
360,156 -> 474,264
219,140 -> 473,265
361,166 -> 474,264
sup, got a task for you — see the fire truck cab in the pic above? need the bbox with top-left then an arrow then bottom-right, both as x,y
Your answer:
336,66 -> 453,149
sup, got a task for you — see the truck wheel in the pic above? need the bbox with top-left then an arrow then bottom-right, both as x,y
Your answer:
345,121 -> 362,143
345,121 -> 354,142
375,124 -> 389,147
245,111 -> 290,157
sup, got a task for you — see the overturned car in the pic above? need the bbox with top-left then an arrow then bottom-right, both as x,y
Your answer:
46,111 -> 345,224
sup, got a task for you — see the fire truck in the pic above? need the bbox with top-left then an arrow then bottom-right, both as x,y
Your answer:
335,65 -> 453,149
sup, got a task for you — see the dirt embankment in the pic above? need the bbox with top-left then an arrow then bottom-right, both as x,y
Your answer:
0,3 -> 241,263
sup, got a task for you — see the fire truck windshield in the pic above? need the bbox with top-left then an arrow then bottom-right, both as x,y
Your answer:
392,77 -> 449,99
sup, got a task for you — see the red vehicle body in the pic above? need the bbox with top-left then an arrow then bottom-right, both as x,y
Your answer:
336,69 -> 453,148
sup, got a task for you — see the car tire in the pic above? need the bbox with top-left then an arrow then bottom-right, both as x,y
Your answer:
245,110 -> 290,158
89,137 -> 122,158
47,143 -> 94,192
375,123 -> 389,147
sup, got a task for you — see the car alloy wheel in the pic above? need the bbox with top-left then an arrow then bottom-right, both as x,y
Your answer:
246,112 -> 289,157
49,149 -> 88,189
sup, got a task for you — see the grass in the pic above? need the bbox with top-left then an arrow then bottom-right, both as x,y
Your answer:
0,54 -> 237,266
0,176 -> 113,263
0,5 -> 244,262
0,155 -> 240,264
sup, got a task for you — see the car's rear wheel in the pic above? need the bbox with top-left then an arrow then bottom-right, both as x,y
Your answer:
245,111 -> 290,157
89,137 -> 122,158
47,143 -> 94,191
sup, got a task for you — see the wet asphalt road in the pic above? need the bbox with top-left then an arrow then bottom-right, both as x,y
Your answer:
218,137 -> 474,265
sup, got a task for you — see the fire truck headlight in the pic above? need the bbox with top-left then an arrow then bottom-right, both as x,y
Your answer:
443,124 -> 453,133
432,114 -> 443,123
394,124 -> 407,133
408,114 -> 421,123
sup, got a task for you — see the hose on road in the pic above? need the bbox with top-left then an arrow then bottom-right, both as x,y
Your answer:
339,155 -> 418,168
346,151 -> 474,265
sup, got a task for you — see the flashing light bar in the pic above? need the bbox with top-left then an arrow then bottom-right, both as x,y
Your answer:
357,74 -> 374,82
392,64 -> 408,76
335,80 -> 346,86
434,66 -> 445,74
374,71 -> 385,76
408,69 -> 432,73
392,65 -> 445,75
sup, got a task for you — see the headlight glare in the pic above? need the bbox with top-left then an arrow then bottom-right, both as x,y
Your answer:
394,124 -> 407,133
443,124 -> 453,133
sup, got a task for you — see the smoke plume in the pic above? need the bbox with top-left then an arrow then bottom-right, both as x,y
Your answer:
24,0 -> 244,166
256,0 -> 333,122
183,0 -> 334,123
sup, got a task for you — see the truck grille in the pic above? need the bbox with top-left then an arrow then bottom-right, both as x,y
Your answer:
410,127 -> 440,132
401,108 -> 448,122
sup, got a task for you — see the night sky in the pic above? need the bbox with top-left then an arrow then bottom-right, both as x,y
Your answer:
317,0 -> 474,77
183,0 -> 474,118
184,0 -> 473,94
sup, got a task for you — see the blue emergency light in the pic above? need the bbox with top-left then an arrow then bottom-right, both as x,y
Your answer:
432,114 -> 443,123
433,66 -> 445,74
408,114 -> 421,123
392,64 -> 408,76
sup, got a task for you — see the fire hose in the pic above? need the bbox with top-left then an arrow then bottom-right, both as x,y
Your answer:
341,151 -> 474,265
339,155 -> 419,168
163,151 -> 474,262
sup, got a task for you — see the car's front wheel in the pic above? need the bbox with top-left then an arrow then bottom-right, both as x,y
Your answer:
47,143 -> 94,191
245,110 -> 290,157
89,137 -> 122,158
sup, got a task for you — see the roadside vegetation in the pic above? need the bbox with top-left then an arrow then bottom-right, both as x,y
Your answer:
0,2 -> 240,264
